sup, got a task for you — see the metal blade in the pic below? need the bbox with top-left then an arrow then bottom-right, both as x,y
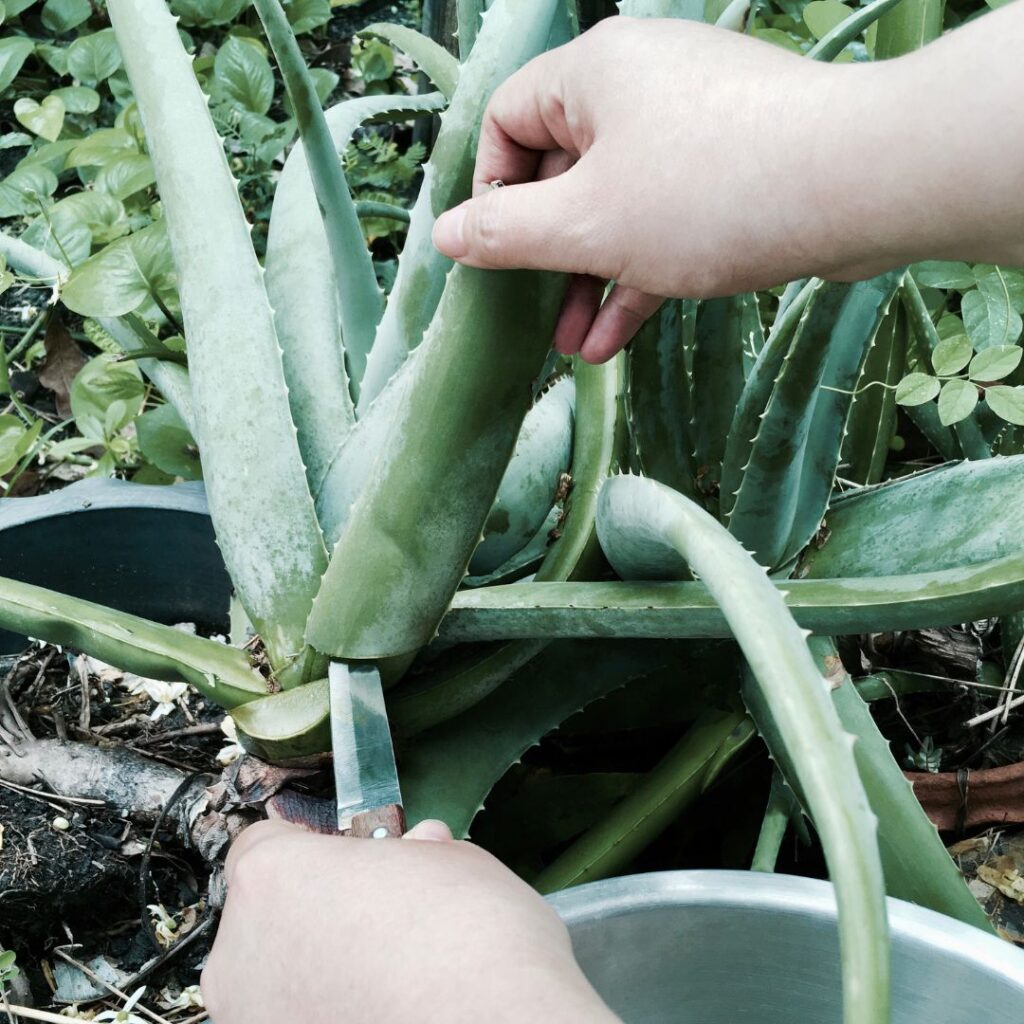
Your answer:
329,660 -> 402,831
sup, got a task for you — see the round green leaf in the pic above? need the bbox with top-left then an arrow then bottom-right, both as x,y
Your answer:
937,378 -> 979,426
52,85 -> 101,114
984,385 -> 1024,426
284,0 -> 331,34
894,372 -> 939,407
0,36 -> 34,94
137,403 -> 203,480
0,415 -> 41,476
53,191 -> 130,246
66,127 -> 139,169
41,0 -> 91,32
0,162 -> 58,217
94,153 -> 156,200
213,35 -> 274,115
170,0 -> 250,27
930,333 -> 972,376
61,221 -> 177,318
14,95 -> 65,142
22,204 -> 92,264
70,354 -> 145,440
67,29 -> 123,86
803,0 -> 853,40
968,344 -> 1022,383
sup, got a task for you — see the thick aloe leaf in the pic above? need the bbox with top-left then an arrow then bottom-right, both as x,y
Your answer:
534,710 -> 748,892
265,92 -> 445,488
805,0 -> 907,60
232,679 -> 330,762
729,272 -> 902,568
253,0 -> 383,400
801,455 -> 1024,577
401,639 -> 685,835
597,474 -> 889,1024
690,295 -> 753,507
817,639 -> 993,931
626,300 -> 698,502
358,0 -> 562,409
751,770 -> 801,873
840,304 -> 906,485
617,0 -> 704,16
439,552 -> 1024,640
391,356 -> 626,736
720,279 -> 819,522
0,574 -> 266,708
901,275 -> 990,461
306,266 -> 567,659
107,0 -> 328,677
470,376 -> 574,575
360,22 -> 459,97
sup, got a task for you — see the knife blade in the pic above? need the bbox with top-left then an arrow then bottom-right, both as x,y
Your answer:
329,660 -> 405,838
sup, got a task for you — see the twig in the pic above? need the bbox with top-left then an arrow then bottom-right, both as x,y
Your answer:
0,777 -> 106,809
133,724 -> 221,746
966,689 -> 1024,728
0,1005 -> 69,1024
995,632 -> 1024,728
52,949 -> 172,1024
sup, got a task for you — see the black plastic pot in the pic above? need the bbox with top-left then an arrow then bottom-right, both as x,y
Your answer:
0,479 -> 230,654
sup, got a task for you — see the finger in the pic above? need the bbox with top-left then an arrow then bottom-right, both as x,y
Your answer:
403,819 -> 454,842
579,286 -> 665,364
433,167 -> 604,275
553,275 -> 605,355
472,51 -> 579,196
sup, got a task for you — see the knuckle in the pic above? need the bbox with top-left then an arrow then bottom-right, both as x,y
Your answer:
469,193 -> 507,263
225,820 -> 284,889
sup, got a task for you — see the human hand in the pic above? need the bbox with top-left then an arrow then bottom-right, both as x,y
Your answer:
432,10 -> 1024,361
201,819 -> 620,1024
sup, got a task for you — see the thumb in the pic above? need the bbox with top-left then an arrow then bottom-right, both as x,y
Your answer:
403,818 -> 454,841
432,171 -> 604,277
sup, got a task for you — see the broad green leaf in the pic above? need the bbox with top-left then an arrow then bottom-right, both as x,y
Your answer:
52,85 -> 100,114
0,162 -> 57,217
936,312 -> 966,341
0,36 -> 34,94
213,36 -> 275,115
873,0 -> 942,58
969,344 -> 1022,382
937,378 -> 978,425
14,95 -> 65,142
360,22 -> 459,99
171,0 -> 251,26
963,268 -> 1023,349
137,403 -> 202,479
0,415 -> 40,476
61,221 -> 177,318
975,263 -> 1024,312
284,0 -> 330,32
803,0 -> 852,39
70,353 -> 145,439
95,153 -> 156,199
66,127 -> 139,168
41,0 -> 91,31
894,371 -> 939,406
911,260 -> 974,289
985,385 -> 1024,426
21,203 -> 93,264
51,190 -> 129,246
35,42 -> 68,75
67,29 -> 123,86
930,333 -> 971,376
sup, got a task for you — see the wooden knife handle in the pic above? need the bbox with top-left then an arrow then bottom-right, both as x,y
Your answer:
348,804 -> 406,839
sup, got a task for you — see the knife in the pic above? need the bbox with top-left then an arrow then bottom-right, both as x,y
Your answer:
329,660 -> 406,838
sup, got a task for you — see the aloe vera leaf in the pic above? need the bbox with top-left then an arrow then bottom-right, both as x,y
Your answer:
96,314 -> 196,437
873,0 -> 943,58
360,22 -> 459,98
690,295 -> 750,507
265,93 -> 445,489
854,670 -> 950,701
800,455 -> 1024,577
750,769 -> 801,872
840,304 -> 907,485
106,0 -> 328,676
390,356 -> 626,736
617,0 -> 704,17
0,574 -> 266,707
231,678 -> 331,762
358,0 -> 562,409
805,0 -> 907,61
0,227 -> 69,285
901,274 -> 990,460
598,474 -> 889,1023
307,266 -> 567,659
720,279 -> 820,522
818,640 -> 992,930
626,300 -> 698,502
438,552 -> 1024,640
534,710 -> 747,893
400,638 -> 684,835
470,376 -> 575,575
729,272 -> 902,568
252,0 -> 382,401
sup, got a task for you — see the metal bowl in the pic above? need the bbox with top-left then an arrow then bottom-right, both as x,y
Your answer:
549,871 -> 1024,1023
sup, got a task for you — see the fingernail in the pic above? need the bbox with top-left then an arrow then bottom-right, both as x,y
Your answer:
432,203 -> 469,259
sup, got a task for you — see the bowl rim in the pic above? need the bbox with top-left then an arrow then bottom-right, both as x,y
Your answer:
548,869 -> 1024,984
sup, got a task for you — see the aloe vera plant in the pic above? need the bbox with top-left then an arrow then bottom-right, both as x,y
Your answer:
1,0 -> 1019,1020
